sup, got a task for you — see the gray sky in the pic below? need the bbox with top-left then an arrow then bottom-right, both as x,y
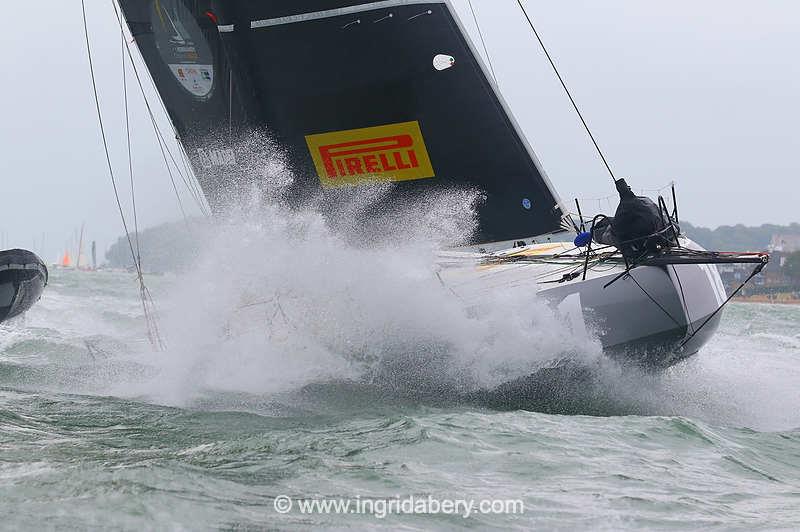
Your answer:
1,0 -> 798,261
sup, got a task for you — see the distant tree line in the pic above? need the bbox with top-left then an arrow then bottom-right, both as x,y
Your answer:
681,222 -> 800,252
105,218 -> 800,274
105,220 -> 204,273
681,222 -> 800,284
785,252 -> 800,280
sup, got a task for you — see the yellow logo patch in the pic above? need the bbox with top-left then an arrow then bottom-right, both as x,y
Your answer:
305,121 -> 435,188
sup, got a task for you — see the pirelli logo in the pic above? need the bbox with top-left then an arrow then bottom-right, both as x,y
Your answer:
305,121 -> 435,188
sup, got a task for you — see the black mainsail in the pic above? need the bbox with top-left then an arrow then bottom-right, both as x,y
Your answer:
118,0 -> 570,244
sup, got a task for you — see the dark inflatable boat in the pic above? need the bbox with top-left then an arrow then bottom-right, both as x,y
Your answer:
0,249 -> 48,324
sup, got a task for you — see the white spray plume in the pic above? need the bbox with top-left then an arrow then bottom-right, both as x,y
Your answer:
127,191 -> 598,404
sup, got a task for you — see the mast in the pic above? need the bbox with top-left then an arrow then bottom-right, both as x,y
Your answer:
76,223 -> 85,270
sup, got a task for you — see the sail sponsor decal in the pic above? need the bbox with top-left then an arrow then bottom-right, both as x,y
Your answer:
305,121 -> 435,188
152,0 -> 215,99
169,64 -> 214,98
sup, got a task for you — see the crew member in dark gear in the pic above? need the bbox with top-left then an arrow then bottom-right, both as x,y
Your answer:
593,179 -> 679,258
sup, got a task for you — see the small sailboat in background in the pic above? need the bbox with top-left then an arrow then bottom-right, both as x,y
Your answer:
75,224 -> 86,270
53,224 -> 97,272
57,250 -> 74,270
75,224 -> 95,271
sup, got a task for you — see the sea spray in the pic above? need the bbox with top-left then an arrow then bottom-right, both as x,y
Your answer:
7,268 -> 799,431
124,185 -> 600,406
19,132 -> 796,428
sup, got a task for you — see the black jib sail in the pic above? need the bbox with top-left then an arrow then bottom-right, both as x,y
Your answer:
118,0 -> 570,244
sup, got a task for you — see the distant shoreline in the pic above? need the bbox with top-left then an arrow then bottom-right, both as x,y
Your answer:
734,294 -> 800,306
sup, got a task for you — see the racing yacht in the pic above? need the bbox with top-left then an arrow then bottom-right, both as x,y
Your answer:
114,0 -> 766,366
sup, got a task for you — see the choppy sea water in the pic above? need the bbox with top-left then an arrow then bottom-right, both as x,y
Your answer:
2,269 -> 799,530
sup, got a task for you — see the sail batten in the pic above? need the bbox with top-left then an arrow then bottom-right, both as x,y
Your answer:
250,0 -> 443,29
119,0 -> 570,243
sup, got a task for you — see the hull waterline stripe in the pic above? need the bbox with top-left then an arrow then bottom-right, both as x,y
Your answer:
250,0 -> 445,29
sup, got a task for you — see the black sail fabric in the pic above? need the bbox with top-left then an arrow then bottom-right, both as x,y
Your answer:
118,0 -> 568,244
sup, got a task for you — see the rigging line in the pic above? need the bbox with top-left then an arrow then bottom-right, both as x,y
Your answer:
81,0 -> 164,351
81,0 -> 136,276
670,264 -> 695,335
125,46 -> 202,211
151,114 -> 205,210
117,9 -> 189,223
627,272 -> 683,328
177,139 -> 209,216
152,114 -> 205,212
153,120 -> 189,222
133,62 -> 202,214
121,27 -> 142,268
111,0 -> 207,214
466,0 -> 499,86
141,284 -> 166,344
515,0 -> 616,183
573,183 -> 677,218
116,0 -> 180,140
678,261 -> 766,350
